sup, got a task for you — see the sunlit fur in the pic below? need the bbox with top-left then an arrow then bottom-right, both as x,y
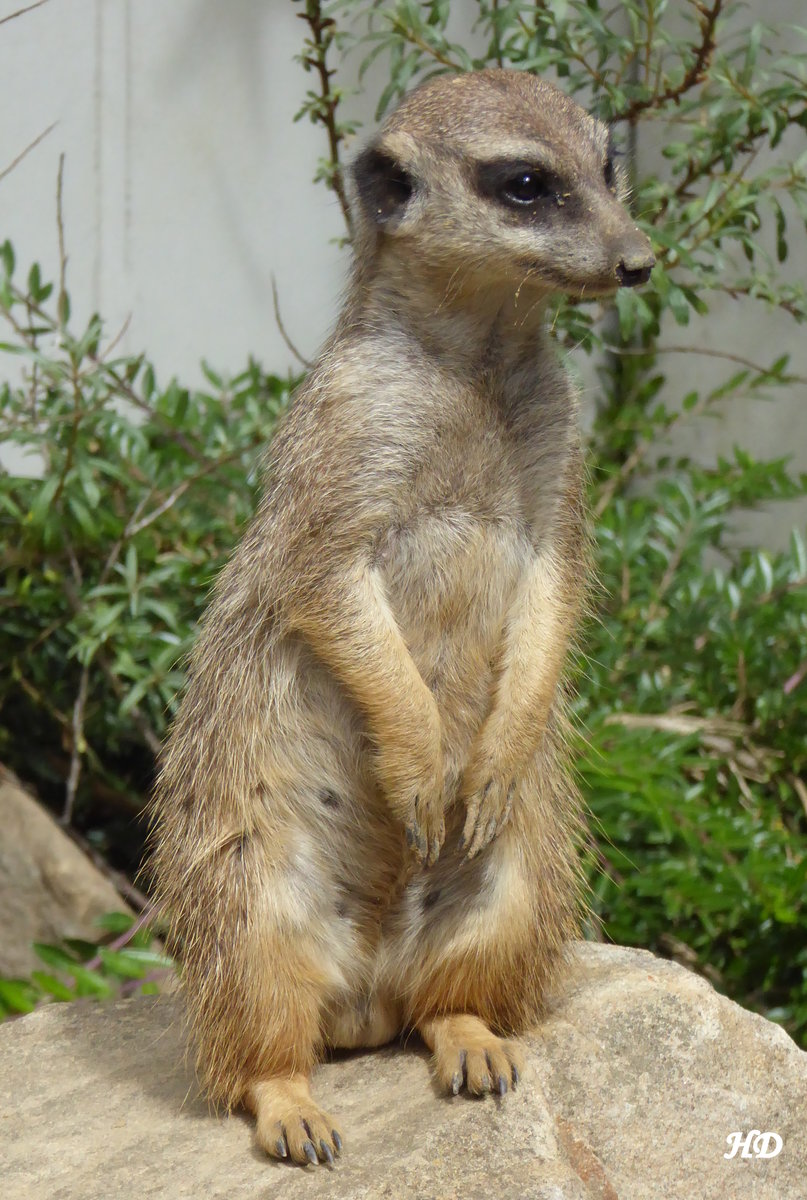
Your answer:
149,70 -> 654,1166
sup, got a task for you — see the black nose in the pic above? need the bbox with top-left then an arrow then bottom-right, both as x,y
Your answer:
616,258 -> 654,288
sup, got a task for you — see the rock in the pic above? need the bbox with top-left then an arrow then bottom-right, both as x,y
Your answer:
1,943 -> 804,1200
0,767 -> 132,976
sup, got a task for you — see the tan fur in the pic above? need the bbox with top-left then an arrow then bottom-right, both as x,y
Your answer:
148,69 -> 654,1166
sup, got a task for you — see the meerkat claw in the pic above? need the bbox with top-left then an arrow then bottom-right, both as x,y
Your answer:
332,1130 -> 343,1154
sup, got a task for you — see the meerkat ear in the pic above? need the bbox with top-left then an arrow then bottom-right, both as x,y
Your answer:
352,146 -> 418,231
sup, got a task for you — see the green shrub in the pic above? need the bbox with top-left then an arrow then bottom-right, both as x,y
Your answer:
0,913 -> 172,1018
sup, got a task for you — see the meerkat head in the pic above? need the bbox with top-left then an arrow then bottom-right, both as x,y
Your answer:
351,70 -> 654,299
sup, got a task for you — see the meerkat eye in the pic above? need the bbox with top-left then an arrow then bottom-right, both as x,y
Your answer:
382,165 -> 415,206
501,170 -> 553,206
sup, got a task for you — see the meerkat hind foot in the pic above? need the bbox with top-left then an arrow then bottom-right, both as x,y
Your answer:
418,1013 -> 524,1097
248,1074 -> 342,1166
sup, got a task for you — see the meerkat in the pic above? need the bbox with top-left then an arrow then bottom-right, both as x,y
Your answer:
149,68 -> 654,1168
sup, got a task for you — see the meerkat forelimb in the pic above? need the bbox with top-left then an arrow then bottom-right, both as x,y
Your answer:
150,68 -> 654,1167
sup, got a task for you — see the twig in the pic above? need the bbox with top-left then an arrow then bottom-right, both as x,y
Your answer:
271,275 -> 312,369
62,663 -> 89,824
605,712 -> 746,737
12,665 -> 72,731
0,0 -> 49,27
387,15 -> 463,73
603,341 -> 807,387
717,284 -> 804,321
100,312 -> 132,360
784,660 -> 807,696
56,151 -> 68,322
615,0 -> 723,124
296,0 -> 354,238
594,442 -> 645,519
84,904 -> 158,971
0,120 -> 57,184
62,824 -> 153,912
4,278 -> 210,462
97,658 -> 163,756
124,446 -> 244,538
646,514 -> 696,625
791,774 -> 807,818
491,0 -> 503,68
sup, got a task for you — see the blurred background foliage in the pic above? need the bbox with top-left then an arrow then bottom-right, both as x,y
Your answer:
1,0 -> 806,1040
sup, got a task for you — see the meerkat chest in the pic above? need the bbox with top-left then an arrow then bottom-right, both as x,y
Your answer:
372,413 -> 533,661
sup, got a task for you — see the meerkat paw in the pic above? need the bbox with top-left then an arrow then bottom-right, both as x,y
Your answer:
248,1075 -> 343,1167
404,789 -> 446,866
418,1014 -> 524,1097
379,750 -> 447,865
461,773 -> 518,859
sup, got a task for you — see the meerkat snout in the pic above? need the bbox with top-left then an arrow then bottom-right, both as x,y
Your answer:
615,236 -> 656,287
616,255 -> 655,288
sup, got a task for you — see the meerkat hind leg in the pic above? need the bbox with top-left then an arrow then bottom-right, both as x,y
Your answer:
418,1013 -> 524,1097
247,1074 -> 342,1166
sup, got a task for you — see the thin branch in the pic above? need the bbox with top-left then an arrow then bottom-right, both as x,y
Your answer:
4,279 -> 210,462
83,905 -> 158,971
61,565 -> 164,759
791,774 -> 807,818
646,515 -> 697,624
490,0 -> 503,68
123,449 -> 243,538
56,151 -> 68,322
98,658 -> 163,756
717,284 -> 804,321
603,341 -> 807,387
62,824 -> 153,912
784,660 -> 807,696
0,0 -> 49,27
594,442 -> 646,519
297,0 -> 354,238
0,120 -> 57,184
387,15 -> 463,73
271,275 -> 312,369
615,0 -> 723,124
62,663 -> 89,824
100,312 -> 132,360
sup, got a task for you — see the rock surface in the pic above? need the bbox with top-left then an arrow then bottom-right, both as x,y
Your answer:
0,767 -> 131,976
1,943 -> 805,1200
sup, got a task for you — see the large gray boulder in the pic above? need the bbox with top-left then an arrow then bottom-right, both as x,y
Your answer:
2,943 -> 804,1199
0,767 -> 132,976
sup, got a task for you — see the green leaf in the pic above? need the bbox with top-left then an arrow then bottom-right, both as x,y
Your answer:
0,979 -> 37,1013
32,943 -> 80,973
30,971 -> 75,1001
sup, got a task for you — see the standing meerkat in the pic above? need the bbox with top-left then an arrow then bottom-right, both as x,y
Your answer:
150,69 -> 654,1167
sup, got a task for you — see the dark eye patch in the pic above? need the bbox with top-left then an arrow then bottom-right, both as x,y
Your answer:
603,155 -> 617,191
604,129 -> 623,192
353,148 -> 416,226
475,159 -> 567,213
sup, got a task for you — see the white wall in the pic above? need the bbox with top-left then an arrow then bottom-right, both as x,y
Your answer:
0,0 -> 358,379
